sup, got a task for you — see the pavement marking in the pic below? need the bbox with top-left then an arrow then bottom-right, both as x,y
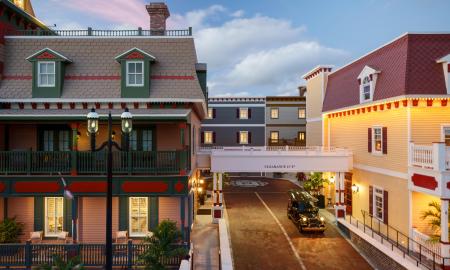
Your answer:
254,192 -> 307,270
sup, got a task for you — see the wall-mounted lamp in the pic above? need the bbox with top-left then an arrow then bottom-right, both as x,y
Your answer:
111,131 -> 116,140
329,176 -> 335,184
351,184 -> 359,193
76,131 -> 81,140
199,179 -> 205,184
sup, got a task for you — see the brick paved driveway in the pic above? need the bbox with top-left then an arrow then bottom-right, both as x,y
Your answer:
224,178 -> 373,270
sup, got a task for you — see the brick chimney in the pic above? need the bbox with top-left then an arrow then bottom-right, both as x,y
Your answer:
146,2 -> 170,35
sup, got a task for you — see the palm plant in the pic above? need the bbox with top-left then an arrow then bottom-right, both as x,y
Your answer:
139,220 -> 188,270
303,172 -> 327,195
420,201 -> 449,243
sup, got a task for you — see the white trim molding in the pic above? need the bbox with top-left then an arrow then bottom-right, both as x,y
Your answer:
353,163 -> 408,179
307,117 -> 322,123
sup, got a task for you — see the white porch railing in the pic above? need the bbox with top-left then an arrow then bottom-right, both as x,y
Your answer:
410,143 -> 450,171
412,228 -> 441,261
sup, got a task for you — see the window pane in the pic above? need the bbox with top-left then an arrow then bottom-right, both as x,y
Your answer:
40,63 -> 47,73
48,75 -> 55,86
130,131 -> 137,150
271,109 -> 278,119
298,109 -> 306,118
46,197 -> 64,235
240,132 -> 248,144
40,74 -> 47,86
136,74 -> 143,85
204,132 -> 212,144
239,108 -> 248,119
136,63 -> 143,73
207,108 -> 213,119
128,74 -> 136,85
128,63 -> 136,73
270,132 -> 278,140
129,197 -> 148,235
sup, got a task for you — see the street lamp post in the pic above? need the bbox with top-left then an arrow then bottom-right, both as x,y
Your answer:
87,108 -> 132,270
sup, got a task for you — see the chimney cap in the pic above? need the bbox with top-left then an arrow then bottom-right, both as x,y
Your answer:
146,2 -> 170,18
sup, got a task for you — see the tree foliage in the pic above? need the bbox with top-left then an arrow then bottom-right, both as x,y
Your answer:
0,217 -> 24,243
38,255 -> 84,270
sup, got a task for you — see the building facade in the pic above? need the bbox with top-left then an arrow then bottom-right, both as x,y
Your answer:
0,2 -> 206,244
266,96 -> 306,146
201,97 -> 266,147
305,33 -> 450,260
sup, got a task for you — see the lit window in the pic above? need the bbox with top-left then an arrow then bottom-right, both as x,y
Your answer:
298,109 -> 306,119
373,127 -> 382,153
444,127 -> 450,146
239,131 -> 248,144
270,108 -> 279,119
362,76 -> 371,101
126,61 -> 144,87
207,108 -> 214,119
38,62 -> 56,87
373,187 -> 384,221
45,197 -> 64,236
298,132 -> 305,141
239,108 -> 248,119
204,131 -> 213,144
270,131 -> 279,143
129,197 -> 148,237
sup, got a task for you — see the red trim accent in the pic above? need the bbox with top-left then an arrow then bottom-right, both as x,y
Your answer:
57,103 -> 63,109
0,182 -> 5,193
367,107 -> 371,112
337,209 -> 345,218
373,105 -> 377,112
386,103 -> 391,109
18,103 -> 24,109
427,99 -> 433,107
133,102 -> 139,109
412,174 -> 438,190
31,103 -> 37,109
179,170 -> 187,176
70,169 -> 78,176
14,182 -> 60,193
151,75 -> 195,80
213,209 -> 222,219
442,100 -> 448,107
126,52 -> 145,59
403,100 -> 408,107
69,182 -> 107,193
412,99 -> 419,106
70,103 -> 75,109
121,103 -> 126,109
379,104 -> 384,110
82,103 -> 88,109
3,75 -> 32,80
70,123 -> 79,129
159,103 -> 164,109
44,103 -> 50,109
36,52 -> 56,59
175,182 -> 185,193
394,101 -> 400,108
95,102 -> 101,109
121,181 -> 169,193
65,75 -> 120,80
362,108 -> 365,113
172,103 -> 177,109
146,103 -> 152,109
108,103 -> 113,109
179,123 -> 187,129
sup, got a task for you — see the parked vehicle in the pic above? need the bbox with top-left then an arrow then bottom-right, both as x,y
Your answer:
287,189 -> 326,233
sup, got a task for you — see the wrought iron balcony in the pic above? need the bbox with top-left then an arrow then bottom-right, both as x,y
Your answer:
0,150 -> 189,175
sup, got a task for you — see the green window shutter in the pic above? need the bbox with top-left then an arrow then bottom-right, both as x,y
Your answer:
149,197 -> 159,230
64,198 -> 72,236
119,196 -> 129,231
34,197 -> 44,231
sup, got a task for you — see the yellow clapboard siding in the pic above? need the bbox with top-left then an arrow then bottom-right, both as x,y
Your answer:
411,104 -> 450,144
328,107 -> 408,173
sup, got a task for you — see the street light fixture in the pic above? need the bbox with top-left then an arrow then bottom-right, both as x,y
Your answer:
86,108 -> 132,270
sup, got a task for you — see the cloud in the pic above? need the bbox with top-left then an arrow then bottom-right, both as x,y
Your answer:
231,10 -> 245,18
168,5 -> 226,30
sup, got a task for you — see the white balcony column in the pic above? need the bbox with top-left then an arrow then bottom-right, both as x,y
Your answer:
334,172 -> 340,205
212,172 -> 217,205
441,199 -> 450,260
212,172 -> 224,224
218,172 -> 223,206
432,142 -> 446,171
334,172 -> 346,219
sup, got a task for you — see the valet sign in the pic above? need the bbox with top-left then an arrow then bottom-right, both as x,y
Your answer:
264,164 -> 296,170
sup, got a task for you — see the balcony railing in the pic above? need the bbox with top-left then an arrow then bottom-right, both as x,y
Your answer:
410,143 -> 450,171
0,241 -> 188,268
0,150 -> 188,175
6,27 -> 193,37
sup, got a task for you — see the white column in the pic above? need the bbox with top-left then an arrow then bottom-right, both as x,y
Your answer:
334,172 -> 346,219
441,199 -> 449,243
433,142 -> 446,171
334,172 -> 340,206
339,172 -> 345,204
212,172 -> 217,206
218,172 -> 223,206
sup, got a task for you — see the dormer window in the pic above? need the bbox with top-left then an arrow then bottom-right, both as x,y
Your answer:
38,62 -> 56,87
358,65 -> 380,104
437,55 -> 450,94
126,61 -> 144,87
362,76 -> 371,101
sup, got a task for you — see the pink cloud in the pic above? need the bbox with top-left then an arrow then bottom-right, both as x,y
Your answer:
61,0 -> 149,28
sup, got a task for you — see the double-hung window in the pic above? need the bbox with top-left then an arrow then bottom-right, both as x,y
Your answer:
38,62 -> 56,87
204,131 -> 213,144
239,131 -> 249,144
130,128 -> 153,151
126,61 -> 144,87
362,76 -> 371,101
270,108 -> 279,119
45,197 -> 64,236
207,108 -> 214,119
372,127 -> 382,154
239,108 -> 248,119
129,197 -> 148,237
270,131 -> 279,143
373,187 -> 384,221
298,108 -> 306,119
41,129 -> 70,151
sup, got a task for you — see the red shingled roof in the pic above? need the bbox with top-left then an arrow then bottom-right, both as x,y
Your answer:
323,34 -> 450,112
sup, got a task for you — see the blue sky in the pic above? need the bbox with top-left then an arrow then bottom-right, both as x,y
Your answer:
33,0 -> 450,96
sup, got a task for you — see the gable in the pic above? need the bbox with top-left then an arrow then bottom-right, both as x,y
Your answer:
26,48 -> 72,63
115,48 -> 156,62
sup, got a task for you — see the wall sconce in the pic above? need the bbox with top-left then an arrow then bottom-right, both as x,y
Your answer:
329,176 -> 335,184
351,184 -> 359,193
199,179 -> 205,184
76,131 -> 81,140
111,131 -> 116,140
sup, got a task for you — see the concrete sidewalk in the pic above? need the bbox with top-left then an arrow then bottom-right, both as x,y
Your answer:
191,201 -> 220,270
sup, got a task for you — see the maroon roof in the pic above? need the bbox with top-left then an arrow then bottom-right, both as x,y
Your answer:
323,34 -> 450,112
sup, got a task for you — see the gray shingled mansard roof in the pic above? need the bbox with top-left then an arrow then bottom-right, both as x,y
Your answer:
1,37 -> 205,100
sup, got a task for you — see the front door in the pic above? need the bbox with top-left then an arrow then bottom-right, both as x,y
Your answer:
344,173 -> 353,215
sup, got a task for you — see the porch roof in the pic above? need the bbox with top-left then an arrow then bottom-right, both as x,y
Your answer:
0,108 -> 191,120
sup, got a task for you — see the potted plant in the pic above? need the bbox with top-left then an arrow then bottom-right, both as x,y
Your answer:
303,172 -> 327,208
139,220 -> 188,270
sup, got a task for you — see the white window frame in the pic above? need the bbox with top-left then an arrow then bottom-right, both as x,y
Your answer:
270,108 -> 279,119
204,131 -> 213,145
129,197 -> 148,237
126,61 -> 144,87
37,61 -> 56,87
44,197 -> 64,237
298,108 -> 306,119
372,126 -> 383,155
373,186 -> 384,221
207,108 -> 214,119
239,108 -> 248,119
239,131 -> 249,144
361,76 -> 372,102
